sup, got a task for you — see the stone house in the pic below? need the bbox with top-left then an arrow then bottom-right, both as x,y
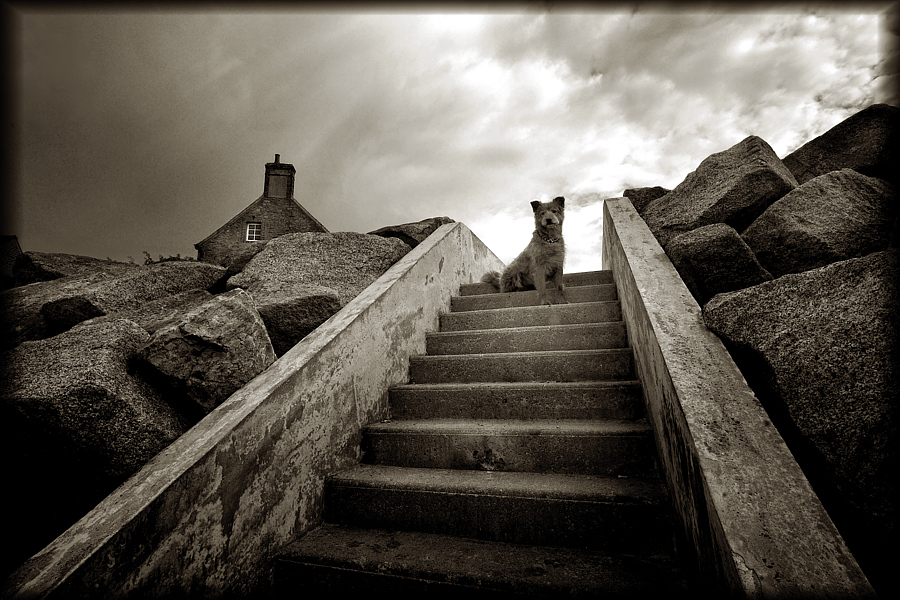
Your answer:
195,155 -> 328,266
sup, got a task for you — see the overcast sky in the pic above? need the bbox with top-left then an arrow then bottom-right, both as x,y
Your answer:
6,4 -> 896,273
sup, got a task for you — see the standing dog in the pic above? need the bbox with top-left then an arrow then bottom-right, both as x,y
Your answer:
482,196 -> 567,305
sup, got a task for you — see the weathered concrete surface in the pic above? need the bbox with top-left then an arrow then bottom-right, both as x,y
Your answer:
601,198 -> 874,599
703,250 -> 898,595
2,222 -> 504,599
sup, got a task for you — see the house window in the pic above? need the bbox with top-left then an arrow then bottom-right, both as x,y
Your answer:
246,222 -> 262,242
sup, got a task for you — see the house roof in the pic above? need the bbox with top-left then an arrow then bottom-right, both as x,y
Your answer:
194,195 -> 328,249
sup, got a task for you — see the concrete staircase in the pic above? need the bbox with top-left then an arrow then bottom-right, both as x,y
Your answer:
275,271 -> 690,597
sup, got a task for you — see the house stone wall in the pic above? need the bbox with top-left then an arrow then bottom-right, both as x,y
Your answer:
197,197 -> 327,267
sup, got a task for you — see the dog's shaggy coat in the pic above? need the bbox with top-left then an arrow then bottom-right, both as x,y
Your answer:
482,196 -> 567,305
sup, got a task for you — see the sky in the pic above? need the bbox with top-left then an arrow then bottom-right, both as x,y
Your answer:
4,3 -> 897,274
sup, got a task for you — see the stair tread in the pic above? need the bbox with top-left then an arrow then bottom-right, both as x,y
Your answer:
329,465 -> 665,503
428,321 -> 625,337
447,300 -> 620,318
412,348 -> 632,360
366,418 -> 652,436
279,523 -> 687,596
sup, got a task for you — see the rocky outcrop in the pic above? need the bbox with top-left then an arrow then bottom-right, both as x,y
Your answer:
630,105 -> 898,595
85,289 -> 215,334
226,232 -> 410,355
13,251 -> 139,285
1,318 -> 195,577
137,289 -> 276,413
1,220 -> 442,579
1,318 -> 192,479
623,186 -> 670,214
702,250 -> 898,584
228,232 -> 410,306
642,136 -> 798,248
251,285 -> 343,357
665,224 -> 773,305
369,217 -> 455,248
782,103 -> 900,184
0,261 -> 226,349
742,169 -> 897,277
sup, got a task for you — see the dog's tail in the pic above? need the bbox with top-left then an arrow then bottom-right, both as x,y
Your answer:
481,271 -> 501,289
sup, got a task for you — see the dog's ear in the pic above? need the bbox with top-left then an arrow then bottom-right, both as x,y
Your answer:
531,200 -> 541,212
552,196 -> 565,207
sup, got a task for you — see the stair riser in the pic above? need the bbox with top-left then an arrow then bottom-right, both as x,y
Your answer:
324,485 -> 673,553
361,431 -> 657,477
426,323 -> 627,355
389,384 -> 646,420
440,302 -> 621,332
459,271 -> 614,296
409,351 -> 634,384
451,285 -> 617,312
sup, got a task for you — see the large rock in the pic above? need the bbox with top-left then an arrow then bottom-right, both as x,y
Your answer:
782,103 -> 900,184
227,231 -> 411,306
742,169 -> 897,277
0,318 -> 192,479
0,318 -> 193,576
368,216 -> 455,249
665,223 -> 773,306
13,251 -> 140,286
137,289 -> 276,413
703,250 -> 898,584
226,232 -> 408,355
623,186 -> 670,214
642,136 -> 798,248
84,289 -> 215,334
0,261 -> 226,349
251,285 -> 343,357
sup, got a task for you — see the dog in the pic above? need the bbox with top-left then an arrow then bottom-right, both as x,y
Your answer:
482,196 -> 567,305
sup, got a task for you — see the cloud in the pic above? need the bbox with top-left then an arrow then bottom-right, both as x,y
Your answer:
10,9 -> 887,268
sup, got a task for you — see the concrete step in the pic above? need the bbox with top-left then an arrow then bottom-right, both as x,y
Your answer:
361,418 -> 657,477
440,301 -> 621,332
459,270 -> 614,297
324,465 -> 675,553
408,349 -> 634,384
426,322 -> 627,355
275,524 -> 689,597
389,381 -> 646,421
450,284 -> 617,312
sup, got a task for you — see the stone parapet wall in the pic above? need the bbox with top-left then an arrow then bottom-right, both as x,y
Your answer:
3,222 -> 504,599
601,198 -> 875,599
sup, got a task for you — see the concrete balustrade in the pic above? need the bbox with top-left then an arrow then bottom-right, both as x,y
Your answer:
3,222 -> 504,599
602,197 -> 875,599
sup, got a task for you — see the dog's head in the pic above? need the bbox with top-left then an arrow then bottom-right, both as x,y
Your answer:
531,196 -> 565,233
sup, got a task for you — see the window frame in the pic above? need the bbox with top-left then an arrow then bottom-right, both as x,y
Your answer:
246,222 -> 262,242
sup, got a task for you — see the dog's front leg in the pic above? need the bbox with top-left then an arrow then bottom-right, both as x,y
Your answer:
533,263 -> 551,306
553,268 -> 568,304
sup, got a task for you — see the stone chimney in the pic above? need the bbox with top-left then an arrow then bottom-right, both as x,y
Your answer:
263,154 -> 295,199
